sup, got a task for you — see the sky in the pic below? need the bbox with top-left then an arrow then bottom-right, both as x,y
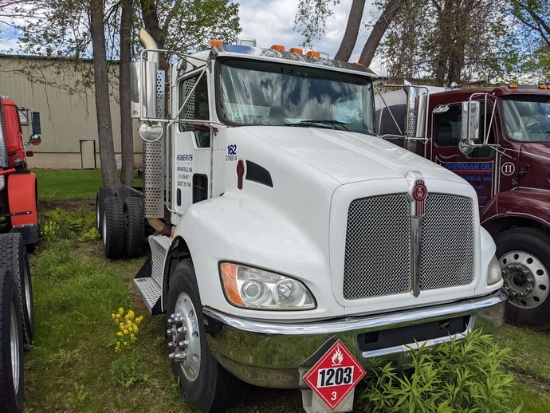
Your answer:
235,0 -> 379,71
0,0 -> 383,72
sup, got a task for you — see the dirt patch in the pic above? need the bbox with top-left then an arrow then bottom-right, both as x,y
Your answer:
38,198 -> 95,215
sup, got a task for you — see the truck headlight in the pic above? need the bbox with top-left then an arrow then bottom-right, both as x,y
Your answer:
487,255 -> 502,286
219,262 -> 316,310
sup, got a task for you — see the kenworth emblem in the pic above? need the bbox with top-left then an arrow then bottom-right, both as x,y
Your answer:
412,180 -> 427,217
406,171 -> 428,218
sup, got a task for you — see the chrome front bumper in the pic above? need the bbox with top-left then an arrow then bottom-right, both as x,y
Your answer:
203,289 -> 507,388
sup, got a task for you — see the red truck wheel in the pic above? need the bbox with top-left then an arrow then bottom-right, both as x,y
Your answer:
0,268 -> 24,413
495,228 -> 550,330
166,259 -> 247,412
0,233 -> 34,345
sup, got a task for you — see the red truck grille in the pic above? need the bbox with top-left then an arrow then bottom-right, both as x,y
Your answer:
343,193 -> 475,299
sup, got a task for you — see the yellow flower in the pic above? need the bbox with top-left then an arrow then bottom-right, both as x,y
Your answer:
117,332 -> 122,337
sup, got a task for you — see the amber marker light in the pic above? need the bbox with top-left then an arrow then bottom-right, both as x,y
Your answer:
509,84 -> 518,89
290,47 -> 303,55
220,263 -> 244,306
307,51 -> 321,57
210,40 -> 224,47
271,44 -> 285,51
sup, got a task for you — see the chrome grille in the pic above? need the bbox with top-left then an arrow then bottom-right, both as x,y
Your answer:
420,195 -> 474,289
343,193 -> 474,299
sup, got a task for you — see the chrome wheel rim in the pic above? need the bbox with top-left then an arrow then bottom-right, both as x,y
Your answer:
9,301 -> 20,393
500,250 -> 549,309
167,292 -> 201,381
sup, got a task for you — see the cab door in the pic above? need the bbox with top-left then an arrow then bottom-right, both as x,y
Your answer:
172,70 -> 213,214
430,103 -> 497,209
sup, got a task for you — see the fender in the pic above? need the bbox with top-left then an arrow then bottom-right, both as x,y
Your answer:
484,188 -> 550,229
173,194 -> 336,321
7,171 -> 38,244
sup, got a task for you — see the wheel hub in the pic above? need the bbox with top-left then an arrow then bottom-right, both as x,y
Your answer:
500,250 -> 549,309
167,293 -> 201,381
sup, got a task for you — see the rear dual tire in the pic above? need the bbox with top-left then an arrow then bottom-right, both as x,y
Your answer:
99,188 -> 145,259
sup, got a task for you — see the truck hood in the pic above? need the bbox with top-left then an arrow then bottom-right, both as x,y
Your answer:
238,126 -> 463,184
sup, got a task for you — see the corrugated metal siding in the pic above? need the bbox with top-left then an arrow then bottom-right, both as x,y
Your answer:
0,56 -> 143,167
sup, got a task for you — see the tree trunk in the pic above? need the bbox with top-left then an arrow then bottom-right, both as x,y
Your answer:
334,0 -> 366,62
89,0 -> 120,189
119,0 -> 134,186
358,0 -> 405,67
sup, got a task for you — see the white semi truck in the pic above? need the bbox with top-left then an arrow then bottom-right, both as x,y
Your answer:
99,30 -> 507,412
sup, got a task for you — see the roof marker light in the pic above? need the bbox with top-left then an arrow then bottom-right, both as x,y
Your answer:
210,39 -> 224,47
271,45 -> 285,51
509,84 -> 518,89
237,37 -> 257,47
307,51 -> 321,57
290,47 -> 303,55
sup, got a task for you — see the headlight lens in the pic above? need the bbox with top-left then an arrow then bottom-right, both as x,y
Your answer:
219,262 -> 316,310
487,254 -> 503,286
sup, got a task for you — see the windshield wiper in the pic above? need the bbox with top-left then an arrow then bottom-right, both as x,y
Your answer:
287,119 -> 350,131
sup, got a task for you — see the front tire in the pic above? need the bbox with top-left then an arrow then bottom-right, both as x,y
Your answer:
166,259 -> 247,412
495,228 -> 550,330
0,268 -> 24,413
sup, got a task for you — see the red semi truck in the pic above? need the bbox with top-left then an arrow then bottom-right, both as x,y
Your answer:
0,96 -> 40,412
377,83 -> 550,330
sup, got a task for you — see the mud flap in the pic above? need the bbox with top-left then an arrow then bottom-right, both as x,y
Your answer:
7,172 -> 37,228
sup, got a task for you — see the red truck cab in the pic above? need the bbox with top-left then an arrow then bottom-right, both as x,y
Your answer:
377,84 -> 550,330
0,96 -> 41,246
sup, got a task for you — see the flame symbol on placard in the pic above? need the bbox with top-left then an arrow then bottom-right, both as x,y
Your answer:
332,348 -> 344,366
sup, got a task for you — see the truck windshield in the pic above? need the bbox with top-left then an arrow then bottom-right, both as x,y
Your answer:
502,96 -> 550,142
218,58 -> 376,135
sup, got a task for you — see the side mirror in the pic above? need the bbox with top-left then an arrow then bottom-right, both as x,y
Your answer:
461,101 -> 479,143
28,134 -> 41,146
32,112 -> 41,135
460,101 -> 479,154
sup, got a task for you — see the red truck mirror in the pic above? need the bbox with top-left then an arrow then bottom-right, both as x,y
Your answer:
28,134 -> 41,146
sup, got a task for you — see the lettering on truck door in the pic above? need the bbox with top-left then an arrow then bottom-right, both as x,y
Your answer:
432,103 -> 496,208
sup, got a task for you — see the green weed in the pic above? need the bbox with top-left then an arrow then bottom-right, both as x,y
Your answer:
358,329 -> 522,412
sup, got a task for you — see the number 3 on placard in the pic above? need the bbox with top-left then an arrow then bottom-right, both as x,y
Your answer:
331,391 -> 337,401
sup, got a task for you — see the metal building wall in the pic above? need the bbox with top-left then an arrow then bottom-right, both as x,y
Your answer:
0,55 -> 143,169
